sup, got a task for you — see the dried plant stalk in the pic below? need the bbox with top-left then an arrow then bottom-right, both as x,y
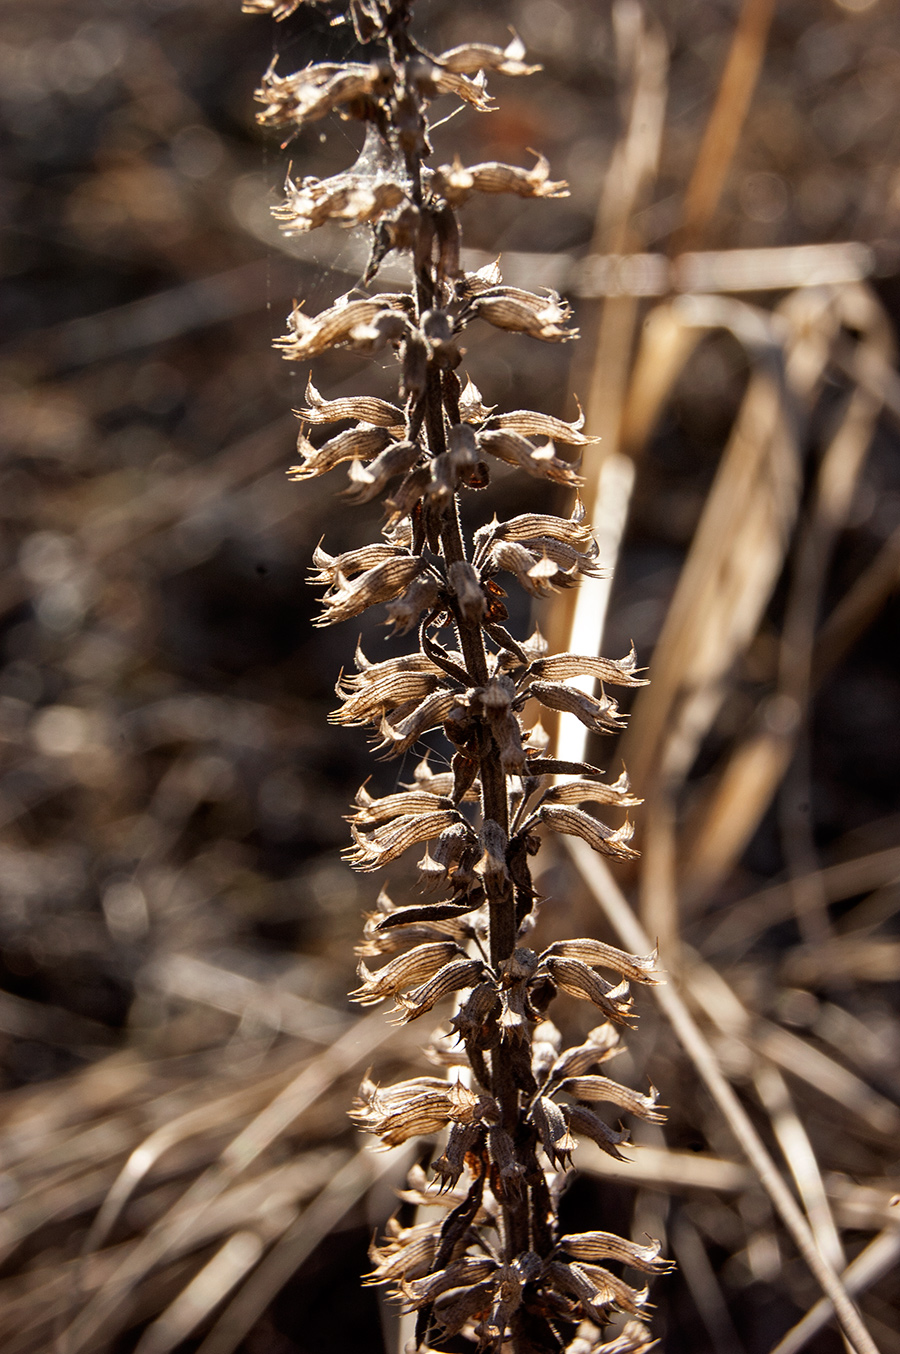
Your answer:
246,2 -> 669,1350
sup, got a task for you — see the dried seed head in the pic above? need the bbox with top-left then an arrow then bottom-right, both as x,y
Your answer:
251,3 -> 670,1343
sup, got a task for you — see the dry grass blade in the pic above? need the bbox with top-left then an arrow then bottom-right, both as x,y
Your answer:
671,1213 -> 747,1354
813,520 -> 900,683
701,845 -> 900,956
672,0 -> 776,254
132,1230 -> 267,1354
194,1147 -> 408,1354
145,953 -> 350,1045
753,1064 -> 844,1273
678,286 -> 893,906
61,1009 -> 396,1353
771,1229 -> 900,1354
547,0 -> 668,708
564,839 -> 881,1354
619,290 -> 816,804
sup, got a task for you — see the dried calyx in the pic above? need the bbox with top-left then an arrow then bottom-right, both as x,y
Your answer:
246,1 -> 669,1350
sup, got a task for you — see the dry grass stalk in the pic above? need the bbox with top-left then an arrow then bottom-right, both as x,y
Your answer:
241,2 -> 676,1351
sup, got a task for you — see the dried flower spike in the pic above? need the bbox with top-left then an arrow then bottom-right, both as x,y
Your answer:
246,1 -> 669,1349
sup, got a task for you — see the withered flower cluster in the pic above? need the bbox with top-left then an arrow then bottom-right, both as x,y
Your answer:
246,1 -> 670,1350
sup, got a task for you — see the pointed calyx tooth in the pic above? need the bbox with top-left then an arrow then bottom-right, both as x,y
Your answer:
418,820 -> 481,888
530,1094 -> 576,1168
384,575 -> 442,636
458,375 -> 496,423
449,980 -> 502,1046
448,559 -> 486,622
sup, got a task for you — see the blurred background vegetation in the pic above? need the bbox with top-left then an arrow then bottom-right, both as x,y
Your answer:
0,0 -> 898,1351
